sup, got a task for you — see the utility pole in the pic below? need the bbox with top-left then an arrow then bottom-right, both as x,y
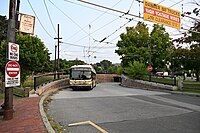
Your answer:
148,39 -> 152,82
54,45 -> 57,79
54,24 -> 62,79
4,0 -> 16,120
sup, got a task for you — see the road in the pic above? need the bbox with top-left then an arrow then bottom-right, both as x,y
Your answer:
47,83 -> 200,133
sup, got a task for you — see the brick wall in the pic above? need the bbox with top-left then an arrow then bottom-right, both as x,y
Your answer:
96,74 -> 120,83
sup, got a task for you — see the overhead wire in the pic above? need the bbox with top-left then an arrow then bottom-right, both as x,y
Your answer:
43,0 -> 57,35
169,0 -> 184,7
78,0 -> 140,18
89,18 -> 134,57
63,0 -> 123,42
127,0 -> 135,14
74,17 -> 121,44
47,0 -> 95,40
64,0 -> 122,17
27,0 -> 54,38
61,41 -> 116,48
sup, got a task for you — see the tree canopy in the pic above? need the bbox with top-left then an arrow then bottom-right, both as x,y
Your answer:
172,6 -> 200,81
115,22 -> 171,72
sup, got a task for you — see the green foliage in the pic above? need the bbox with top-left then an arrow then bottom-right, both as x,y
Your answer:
93,60 -> 120,74
16,33 -> 52,83
0,32 -> 52,84
115,22 -> 171,72
172,45 -> 200,81
116,66 -> 123,75
0,15 -> 7,41
58,59 -> 86,73
0,41 -> 6,76
172,7 -> 200,81
125,61 -> 148,79
116,22 -> 149,67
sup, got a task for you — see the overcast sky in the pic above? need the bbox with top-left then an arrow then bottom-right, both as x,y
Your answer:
1,0 -> 199,64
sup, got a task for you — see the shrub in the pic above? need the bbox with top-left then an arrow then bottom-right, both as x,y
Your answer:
125,61 -> 148,79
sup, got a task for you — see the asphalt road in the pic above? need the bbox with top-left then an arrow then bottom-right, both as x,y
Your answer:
47,83 -> 200,133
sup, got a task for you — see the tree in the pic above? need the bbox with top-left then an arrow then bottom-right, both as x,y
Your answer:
115,22 -> 171,72
0,16 -> 7,41
150,24 -> 171,69
58,59 -> 86,73
115,22 -> 149,67
0,33 -> 52,84
173,6 -> 200,81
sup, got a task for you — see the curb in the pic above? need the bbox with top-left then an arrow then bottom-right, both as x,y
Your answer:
169,91 -> 200,97
39,86 -> 69,133
39,94 -> 55,133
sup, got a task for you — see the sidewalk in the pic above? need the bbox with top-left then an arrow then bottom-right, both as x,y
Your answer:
0,97 -> 47,133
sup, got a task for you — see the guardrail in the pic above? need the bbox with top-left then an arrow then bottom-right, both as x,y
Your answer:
34,72 -> 69,91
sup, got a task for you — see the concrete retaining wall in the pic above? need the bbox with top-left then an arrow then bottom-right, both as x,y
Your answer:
35,74 -> 119,95
121,75 -> 177,91
35,78 -> 69,96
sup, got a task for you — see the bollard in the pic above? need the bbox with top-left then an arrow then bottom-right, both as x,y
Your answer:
178,77 -> 183,90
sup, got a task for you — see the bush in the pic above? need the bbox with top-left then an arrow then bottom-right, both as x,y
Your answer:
125,61 -> 148,79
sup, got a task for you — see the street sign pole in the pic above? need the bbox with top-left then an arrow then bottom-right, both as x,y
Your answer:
4,0 -> 16,120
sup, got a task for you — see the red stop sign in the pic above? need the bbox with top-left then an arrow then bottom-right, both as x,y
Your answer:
6,61 -> 20,77
148,65 -> 153,71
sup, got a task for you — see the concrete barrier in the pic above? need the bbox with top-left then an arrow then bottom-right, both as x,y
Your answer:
35,78 -> 69,96
121,75 -> 177,91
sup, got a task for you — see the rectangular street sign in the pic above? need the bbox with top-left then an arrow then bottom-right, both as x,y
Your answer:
5,61 -> 20,87
8,42 -> 19,61
144,0 -> 181,29
19,13 -> 35,34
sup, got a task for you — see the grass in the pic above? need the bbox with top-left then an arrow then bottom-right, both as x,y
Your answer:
177,88 -> 200,94
36,76 -> 54,87
43,96 -> 65,133
0,93 -> 4,99
13,87 -> 25,97
142,76 -> 175,85
23,76 -> 34,90
142,75 -> 200,94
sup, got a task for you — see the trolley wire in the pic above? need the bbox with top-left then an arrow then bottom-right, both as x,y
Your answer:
27,0 -> 54,38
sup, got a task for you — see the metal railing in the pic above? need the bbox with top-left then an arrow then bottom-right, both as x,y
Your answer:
34,72 -> 69,90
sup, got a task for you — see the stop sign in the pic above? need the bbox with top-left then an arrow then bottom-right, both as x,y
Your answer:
148,65 -> 153,71
6,61 -> 20,77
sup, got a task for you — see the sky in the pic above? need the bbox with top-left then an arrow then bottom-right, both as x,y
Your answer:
0,0 -> 199,64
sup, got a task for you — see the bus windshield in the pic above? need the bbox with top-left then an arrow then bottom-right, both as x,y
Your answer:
71,70 -> 91,80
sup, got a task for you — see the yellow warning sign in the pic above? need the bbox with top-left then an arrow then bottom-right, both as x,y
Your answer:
144,0 -> 181,29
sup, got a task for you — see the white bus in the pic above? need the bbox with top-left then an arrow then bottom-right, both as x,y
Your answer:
69,65 -> 96,90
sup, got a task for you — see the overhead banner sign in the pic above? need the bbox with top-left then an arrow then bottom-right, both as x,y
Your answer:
143,0 -> 181,29
19,13 -> 35,34
8,42 -> 19,61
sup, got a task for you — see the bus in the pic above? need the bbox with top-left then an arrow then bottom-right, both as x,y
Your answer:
69,65 -> 96,90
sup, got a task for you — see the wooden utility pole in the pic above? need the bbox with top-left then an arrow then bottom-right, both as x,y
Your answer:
4,0 -> 16,120
54,24 -> 62,79
54,45 -> 57,79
